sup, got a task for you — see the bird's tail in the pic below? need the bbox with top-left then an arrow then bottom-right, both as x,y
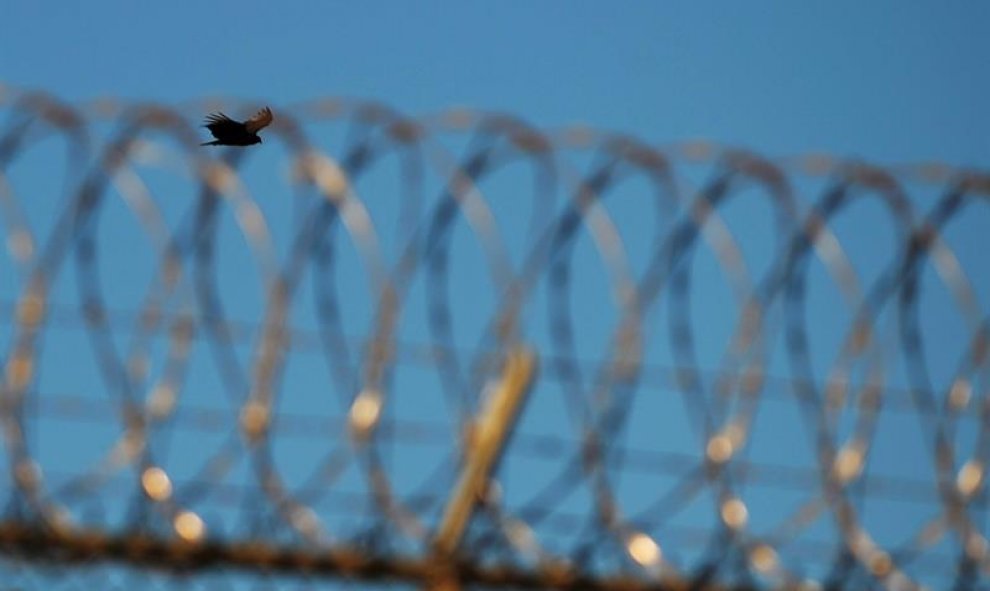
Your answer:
200,140 -> 221,146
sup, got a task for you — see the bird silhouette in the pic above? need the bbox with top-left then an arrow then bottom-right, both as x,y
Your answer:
201,107 -> 273,146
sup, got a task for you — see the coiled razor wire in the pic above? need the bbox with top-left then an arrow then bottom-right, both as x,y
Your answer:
0,87 -> 989,590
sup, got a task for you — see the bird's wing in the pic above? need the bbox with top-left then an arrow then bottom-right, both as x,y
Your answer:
244,107 -> 273,134
203,112 -> 244,139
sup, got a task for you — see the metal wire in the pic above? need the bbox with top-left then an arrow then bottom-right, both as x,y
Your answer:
1,87 -> 989,590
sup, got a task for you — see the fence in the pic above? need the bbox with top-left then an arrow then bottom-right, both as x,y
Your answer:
1,87 -> 989,589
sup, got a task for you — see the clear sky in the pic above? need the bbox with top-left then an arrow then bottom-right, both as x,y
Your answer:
3,2 -> 989,165
2,2 -> 990,589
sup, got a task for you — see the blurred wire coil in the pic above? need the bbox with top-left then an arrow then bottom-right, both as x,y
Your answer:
0,86 -> 989,590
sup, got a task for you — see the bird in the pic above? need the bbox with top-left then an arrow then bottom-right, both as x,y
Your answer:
200,107 -> 273,146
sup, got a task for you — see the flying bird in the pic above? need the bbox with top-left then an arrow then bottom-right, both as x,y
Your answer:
201,107 -> 273,146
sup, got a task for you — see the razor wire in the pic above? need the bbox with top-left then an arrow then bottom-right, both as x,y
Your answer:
0,87 -> 989,590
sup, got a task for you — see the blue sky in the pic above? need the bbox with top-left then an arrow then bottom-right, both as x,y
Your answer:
3,2 -> 989,164
2,2 -> 990,588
